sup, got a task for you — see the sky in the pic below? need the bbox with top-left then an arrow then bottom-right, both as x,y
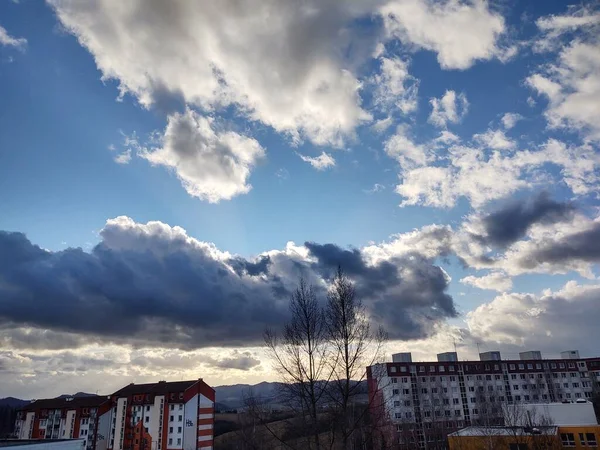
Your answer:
0,0 -> 599,399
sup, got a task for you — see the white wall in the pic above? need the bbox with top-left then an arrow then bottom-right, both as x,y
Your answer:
95,408 -> 112,450
20,412 -> 35,439
514,402 -> 598,426
183,394 -> 198,450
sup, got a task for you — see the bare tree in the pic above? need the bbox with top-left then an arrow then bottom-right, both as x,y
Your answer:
264,278 -> 332,450
325,268 -> 387,450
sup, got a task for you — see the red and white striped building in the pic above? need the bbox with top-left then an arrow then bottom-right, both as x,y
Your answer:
15,379 -> 215,450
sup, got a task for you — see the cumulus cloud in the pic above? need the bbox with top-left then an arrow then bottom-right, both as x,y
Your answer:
528,6 -> 600,141
384,124 -> 430,170
0,25 -> 27,50
0,216 -> 458,350
395,138 -> 600,208
298,152 -> 336,171
206,351 -> 261,371
428,90 -> 469,128
379,0 -> 508,70
113,149 -> 132,165
138,109 -> 264,203
476,192 -> 575,248
48,0 -> 373,146
501,113 -> 523,130
371,55 -> 419,114
460,272 -> 512,292
466,281 -> 600,356
473,129 -> 515,151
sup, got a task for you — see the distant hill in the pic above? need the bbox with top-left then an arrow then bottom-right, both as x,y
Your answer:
56,392 -> 97,399
214,381 -> 279,409
0,398 -> 28,409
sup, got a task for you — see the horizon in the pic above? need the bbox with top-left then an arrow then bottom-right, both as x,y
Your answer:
1,0 -> 600,400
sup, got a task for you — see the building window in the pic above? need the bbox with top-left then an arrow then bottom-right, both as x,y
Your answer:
569,363 -> 576,369
403,389 -> 410,395
522,385 -> 528,390
476,375 -> 483,381
178,415 -> 182,422
514,395 -> 521,401
429,366 -> 435,372
453,399 -> 459,405
405,412 -> 412,419
419,366 -> 425,372
439,366 -> 445,372
520,374 -> 526,380
170,405 -> 174,411
454,410 -> 461,416
401,366 -> 407,372
168,438 -> 173,446
390,366 -> 397,373
393,401 -> 400,407
561,433 -> 575,447
559,363 -> 566,369
432,388 -> 438,394
445,410 -> 451,417
450,376 -> 456,381
519,364 -> 525,370
402,377 -> 408,383
145,417 -> 149,423
421,388 -> 428,394
564,383 -> 569,388
527,364 -> 533,369
510,364 -> 516,370
391,378 -> 398,384
576,393 -> 582,398
511,374 -> 517,380
513,385 -> 519,390
573,383 -> 580,388
524,395 -> 530,401
470,398 -> 476,404
404,400 -> 411,407
392,389 -> 399,395
586,433 -> 597,446
469,387 -> 475,392
170,415 -> 174,422
566,393 -> 572,399
430,376 -> 436,382
449,366 -> 455,372
571,373 -> 578,378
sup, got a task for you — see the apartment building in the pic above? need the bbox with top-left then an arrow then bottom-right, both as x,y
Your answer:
14,378 -> 215,450
14,395 -> 111,450
367,350 -> 600,449
96,379 -> 215,450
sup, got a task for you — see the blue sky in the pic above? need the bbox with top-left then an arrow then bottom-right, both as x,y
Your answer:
1,0 -> 599,397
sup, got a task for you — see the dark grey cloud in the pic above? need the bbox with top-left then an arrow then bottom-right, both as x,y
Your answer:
305,242 -> 457,339
519,222 -> 600,268
479,192 -> 575,247
206,351 -> 262,371
0,217 -> 457,349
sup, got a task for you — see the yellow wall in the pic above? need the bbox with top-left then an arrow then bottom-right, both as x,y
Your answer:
557,425 -> 600,449
448,426 -> 600,450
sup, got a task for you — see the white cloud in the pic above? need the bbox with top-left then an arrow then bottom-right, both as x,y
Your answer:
379,0 -> 508,70
384,124 -> 430,170
466,281 -> 600,355
0,25 -> 27,50
428,90 -> 469,128
528,7 -> 600,141
113,149 -> 132,165
371,56 -> 419,114
363,183 -> 385,194
48,0 -> 374,147
372,116 -> 394,133
500,112 -> 523,129
139,108 -> 265,203
298,151 -> 336,171
473,129 -> 515,150
460,272 -> 512,292
395,138 -> 600,208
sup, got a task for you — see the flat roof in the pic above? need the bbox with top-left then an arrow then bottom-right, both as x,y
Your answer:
449,426 -> 558,437
0,439 -> 84,447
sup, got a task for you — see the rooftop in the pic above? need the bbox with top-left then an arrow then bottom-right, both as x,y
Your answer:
20,395 -> 109,412
112,379 -> 199,397
0,439 -> 84,447
449,426 -> 558,437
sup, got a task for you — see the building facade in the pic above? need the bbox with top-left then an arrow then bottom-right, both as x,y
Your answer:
14,396 -> 111,450
95,379 -> 215,450
14,379 -> 215,450
367,350 -> 600,449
